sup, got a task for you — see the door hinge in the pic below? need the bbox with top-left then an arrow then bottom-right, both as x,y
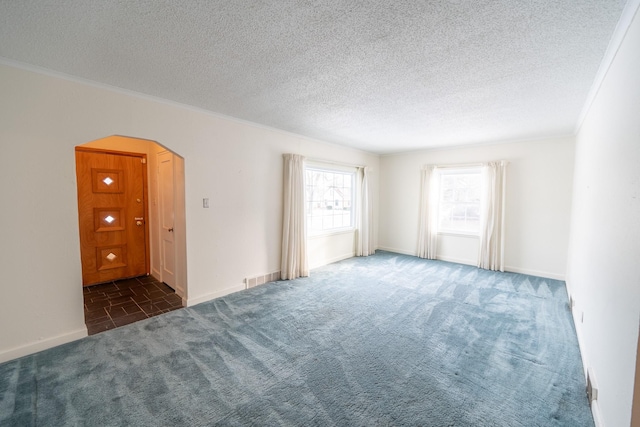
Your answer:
141,158 -> 146,164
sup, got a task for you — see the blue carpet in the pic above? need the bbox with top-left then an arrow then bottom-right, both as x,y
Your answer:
0,251 -> 593,426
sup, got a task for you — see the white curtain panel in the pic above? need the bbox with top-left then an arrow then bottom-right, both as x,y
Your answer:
478,161 -> 508,271
355,166 -> 375,256
417,166 -> 439,259
281,153 -> 309,280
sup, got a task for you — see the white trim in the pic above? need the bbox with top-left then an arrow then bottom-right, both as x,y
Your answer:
376,248 -> 477,266
307,158 -> 364,170
591,399 -> 606,427
188,251 -> 354,307
374,249 -> 566,280
567,281 -> 592,425
430,163 -> 483,170
575,0 -> 640,133
186,284 -> 246,307
305,161 -> 358,173
437,231 -> 480,238
566,280 -> 590,377
0,327 -> 87,364
308,228 -> 355,239
175,287 -> 187,301
376,246 -> 416,256
503,265 -> 565,281
436,255 -> 476,266
380,134 -> 576,157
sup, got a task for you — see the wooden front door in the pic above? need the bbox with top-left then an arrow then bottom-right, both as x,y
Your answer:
75,148 -> 149,286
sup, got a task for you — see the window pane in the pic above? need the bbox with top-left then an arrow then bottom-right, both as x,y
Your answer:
305,167 -> 355,234
437,169 -> 482,234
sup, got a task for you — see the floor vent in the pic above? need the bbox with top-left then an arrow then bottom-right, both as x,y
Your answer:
586,369 -> 598,407
245,271 -> 281,289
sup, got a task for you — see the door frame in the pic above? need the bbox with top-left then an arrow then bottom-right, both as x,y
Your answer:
75,146 -> 151,282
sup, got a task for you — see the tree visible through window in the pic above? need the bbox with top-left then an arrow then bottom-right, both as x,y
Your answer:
438,168 -> 482,234
305,167 -> 354,234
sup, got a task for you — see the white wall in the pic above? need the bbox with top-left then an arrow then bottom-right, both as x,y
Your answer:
0,62 -> 379,362
308,231 -> 358,269
566,6 -> 640,426
379,137 -> 575,280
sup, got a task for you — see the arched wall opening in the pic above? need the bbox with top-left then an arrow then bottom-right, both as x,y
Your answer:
76,135 -> 188,302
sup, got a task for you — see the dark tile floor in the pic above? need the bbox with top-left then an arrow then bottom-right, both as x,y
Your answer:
83,275 -> 183,335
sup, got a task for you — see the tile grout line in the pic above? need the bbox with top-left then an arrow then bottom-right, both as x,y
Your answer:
132,297 -> 152,319
84,276 -> 183,335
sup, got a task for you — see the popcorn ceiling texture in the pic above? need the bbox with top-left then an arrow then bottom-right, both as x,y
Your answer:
0,1 -> 627,153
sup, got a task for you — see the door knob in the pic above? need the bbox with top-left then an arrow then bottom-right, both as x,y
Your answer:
136,221 -> 143,226
168,227 -> 174,232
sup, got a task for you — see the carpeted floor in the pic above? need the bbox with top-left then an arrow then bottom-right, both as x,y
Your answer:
0,251 -> 593,426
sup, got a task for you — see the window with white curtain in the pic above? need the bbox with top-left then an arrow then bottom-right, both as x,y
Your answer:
418,162 -> 507,269
437,167 -> 482,235
305,165 -> 355,235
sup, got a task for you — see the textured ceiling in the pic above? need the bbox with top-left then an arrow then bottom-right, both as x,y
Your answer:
0,1 -> 628,153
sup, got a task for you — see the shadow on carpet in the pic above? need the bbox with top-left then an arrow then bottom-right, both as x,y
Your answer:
0,251 -> 593,426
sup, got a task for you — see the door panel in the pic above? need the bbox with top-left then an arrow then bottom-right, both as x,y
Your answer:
76,149 -> 149,286
158,151 -> 176,289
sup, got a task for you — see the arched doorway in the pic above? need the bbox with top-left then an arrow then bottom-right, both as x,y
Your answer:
75,135 -> 187,334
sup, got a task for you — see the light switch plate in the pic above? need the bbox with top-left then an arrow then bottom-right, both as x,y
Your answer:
203,198 -> 209,208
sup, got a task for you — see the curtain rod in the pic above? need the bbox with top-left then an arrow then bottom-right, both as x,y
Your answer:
307,157 -> 365,169
426,162 -> 484,169
425,161 -> 510,169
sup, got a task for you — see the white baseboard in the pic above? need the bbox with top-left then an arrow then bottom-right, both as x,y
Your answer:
504,265 -> 565,281
188,252 -> 358,307
188,252 -> 355,307
376,249 -> 566,281
591,399 -> 605,427
376,246 -> 416,256
0,327 -> 88,364
436,255 -> 476,266
176,285 -> 187,307
186,284 -> 246,307
376,247 -> 476,266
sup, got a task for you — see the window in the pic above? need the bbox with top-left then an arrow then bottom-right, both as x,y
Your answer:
437,168 -> 482,234
305,166 -> 355,234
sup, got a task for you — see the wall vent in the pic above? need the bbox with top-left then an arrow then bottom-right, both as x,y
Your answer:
586,368 -> 598,407
245,271 -> 281,289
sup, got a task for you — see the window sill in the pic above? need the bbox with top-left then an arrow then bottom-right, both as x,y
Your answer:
308,228 -> 356,239
437,231 -> 479,238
